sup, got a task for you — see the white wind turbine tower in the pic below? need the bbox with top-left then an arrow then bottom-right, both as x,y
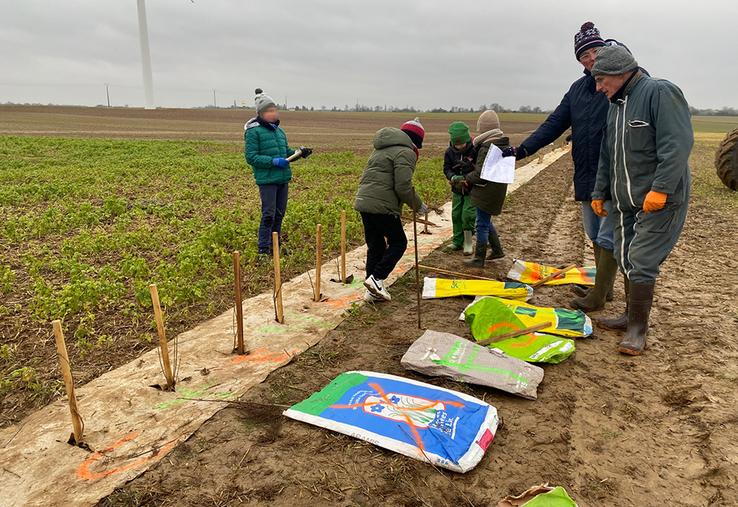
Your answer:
136,0 -> 155,109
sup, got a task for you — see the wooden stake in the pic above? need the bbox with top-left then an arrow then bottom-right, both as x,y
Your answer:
52,320 -> 84,444
531,264 -> 578,289
314,223 -> 322,302
418,264 -> 498,282
272,232 -> 284,323
233,251 -> 245,355
149,284 -> 175,388
340,210 -> 347,283
476,322 -> 552,346
413,208 -> 422,330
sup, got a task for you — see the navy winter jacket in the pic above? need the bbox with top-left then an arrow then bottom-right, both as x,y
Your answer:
519,70 -> 609,201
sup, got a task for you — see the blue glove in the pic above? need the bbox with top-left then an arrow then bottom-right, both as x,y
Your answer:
272,158 -> 289,168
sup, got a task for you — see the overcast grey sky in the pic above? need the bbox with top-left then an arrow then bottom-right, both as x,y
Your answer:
1,0 -> 736,110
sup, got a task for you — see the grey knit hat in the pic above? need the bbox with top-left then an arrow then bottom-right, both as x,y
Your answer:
591,45 -> 639,76
477,110 -> 500,133
254,88 -> 276,114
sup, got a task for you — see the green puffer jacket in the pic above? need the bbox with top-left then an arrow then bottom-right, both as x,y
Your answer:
244,117 -> 296,185
465,135 -> 511,215
354,128 -> 424,216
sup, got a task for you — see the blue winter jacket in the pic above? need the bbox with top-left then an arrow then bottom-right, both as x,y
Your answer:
520,70 -> 609,201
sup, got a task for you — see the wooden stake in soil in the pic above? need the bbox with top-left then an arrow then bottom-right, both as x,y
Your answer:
232,251 -> 246,355
340,210 -> 347,283
52,320 -> 84,444
413,207 -> 422,330
531,264 -> 577,289
272,232 -> 284,323
422,212 -> 430,234
417,264 -> 497,282
149,284 -> 175,389
314,223 -> 323,302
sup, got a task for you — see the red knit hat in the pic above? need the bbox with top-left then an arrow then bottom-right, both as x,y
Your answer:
401,117 -> 425,148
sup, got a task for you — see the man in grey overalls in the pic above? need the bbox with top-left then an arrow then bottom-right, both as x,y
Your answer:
590,45 -> 693,355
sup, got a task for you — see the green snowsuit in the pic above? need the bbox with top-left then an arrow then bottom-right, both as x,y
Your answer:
592,72 -> 693,283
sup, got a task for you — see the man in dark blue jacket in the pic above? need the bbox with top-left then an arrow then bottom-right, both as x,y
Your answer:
509,22 -> 617,313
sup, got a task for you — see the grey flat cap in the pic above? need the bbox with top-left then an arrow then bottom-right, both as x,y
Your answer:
592,45 -> 639,76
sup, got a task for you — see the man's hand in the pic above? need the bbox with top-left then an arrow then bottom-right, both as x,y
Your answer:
450,175 -> 465,183
299,147 -> 313,159
417,202 -> 429,216
643,191 -> 667,213
501,146 -> 517,158
272,158 -> 289,168
591,199 -> 607,217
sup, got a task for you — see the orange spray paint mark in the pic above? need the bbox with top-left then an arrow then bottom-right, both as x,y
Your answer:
76,431 -> 178,481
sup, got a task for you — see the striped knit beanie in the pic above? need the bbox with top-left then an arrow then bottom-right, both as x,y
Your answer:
574,22 -> 606,60
254,88 -> 276,115
401,117 -> 425,149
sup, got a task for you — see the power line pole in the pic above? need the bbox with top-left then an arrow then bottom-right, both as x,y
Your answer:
105,83 -> 110,107
213,89 -> 217,108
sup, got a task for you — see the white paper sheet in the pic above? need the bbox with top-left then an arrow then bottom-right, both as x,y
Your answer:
480,144 -> 515,184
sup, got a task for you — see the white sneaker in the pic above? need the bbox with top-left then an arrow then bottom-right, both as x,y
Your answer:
364,275 -> 391,301
363,289 -> 381,302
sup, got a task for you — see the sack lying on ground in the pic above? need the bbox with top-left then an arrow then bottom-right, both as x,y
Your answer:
497,483 -> 577,507
507,259 -> 595,286
283,371 -> 499,473
462,296 -> 593,338
464,297 -> 577,364
422,277 -> 532,301
401,330 -> 544,400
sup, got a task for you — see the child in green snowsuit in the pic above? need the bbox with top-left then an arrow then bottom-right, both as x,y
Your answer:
443,122 -> 477,254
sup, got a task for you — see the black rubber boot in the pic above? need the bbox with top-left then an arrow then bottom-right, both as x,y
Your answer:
618,281 -> 655,356
597,277 -> 629,331
465,241 -> 487,268
487,230 -> 505,260
570,248 -> 618,312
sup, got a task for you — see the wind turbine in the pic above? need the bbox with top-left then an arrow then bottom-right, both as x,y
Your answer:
136,0 -> 155,109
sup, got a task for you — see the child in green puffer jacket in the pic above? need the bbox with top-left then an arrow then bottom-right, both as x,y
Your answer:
244,88 -> 312,254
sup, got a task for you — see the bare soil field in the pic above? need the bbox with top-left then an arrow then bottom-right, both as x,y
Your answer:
101,149 -> 738,506
0,105 -> 546,155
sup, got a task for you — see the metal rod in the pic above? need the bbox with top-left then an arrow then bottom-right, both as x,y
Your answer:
233,251 -> 245,354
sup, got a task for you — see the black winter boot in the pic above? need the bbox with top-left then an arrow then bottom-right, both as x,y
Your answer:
570,248 -> 618,312
618,281 -> 655,356
597,277 -> 629,331
465,241 -> 487,268
487,230 -> 505,260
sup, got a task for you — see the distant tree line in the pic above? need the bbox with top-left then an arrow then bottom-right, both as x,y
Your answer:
689,106 -> 738,116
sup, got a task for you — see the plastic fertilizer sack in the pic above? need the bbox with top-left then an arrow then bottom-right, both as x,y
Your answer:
507,259 -> 595,287
283,371 -> 499,473
401,330 -> 544,400
422,277 -> 532,301
462,296 -> 592,338
463,297 -> 576,364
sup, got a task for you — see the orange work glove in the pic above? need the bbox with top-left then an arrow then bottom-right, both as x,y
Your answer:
591,199 -> 607,217
643,191 -> 668,213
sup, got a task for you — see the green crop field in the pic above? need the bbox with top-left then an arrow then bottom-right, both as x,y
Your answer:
0,135 -> 455,424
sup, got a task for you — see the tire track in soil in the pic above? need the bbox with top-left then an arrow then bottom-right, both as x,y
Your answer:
100,156 -> 736,506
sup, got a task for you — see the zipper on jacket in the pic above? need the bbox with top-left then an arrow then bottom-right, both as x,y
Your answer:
620,97 -> 635,207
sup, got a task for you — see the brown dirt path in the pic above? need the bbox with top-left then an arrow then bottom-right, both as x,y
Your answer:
100,156 -> 738,506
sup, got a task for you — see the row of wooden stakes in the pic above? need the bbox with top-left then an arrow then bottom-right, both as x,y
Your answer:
50,210 -> 351,446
